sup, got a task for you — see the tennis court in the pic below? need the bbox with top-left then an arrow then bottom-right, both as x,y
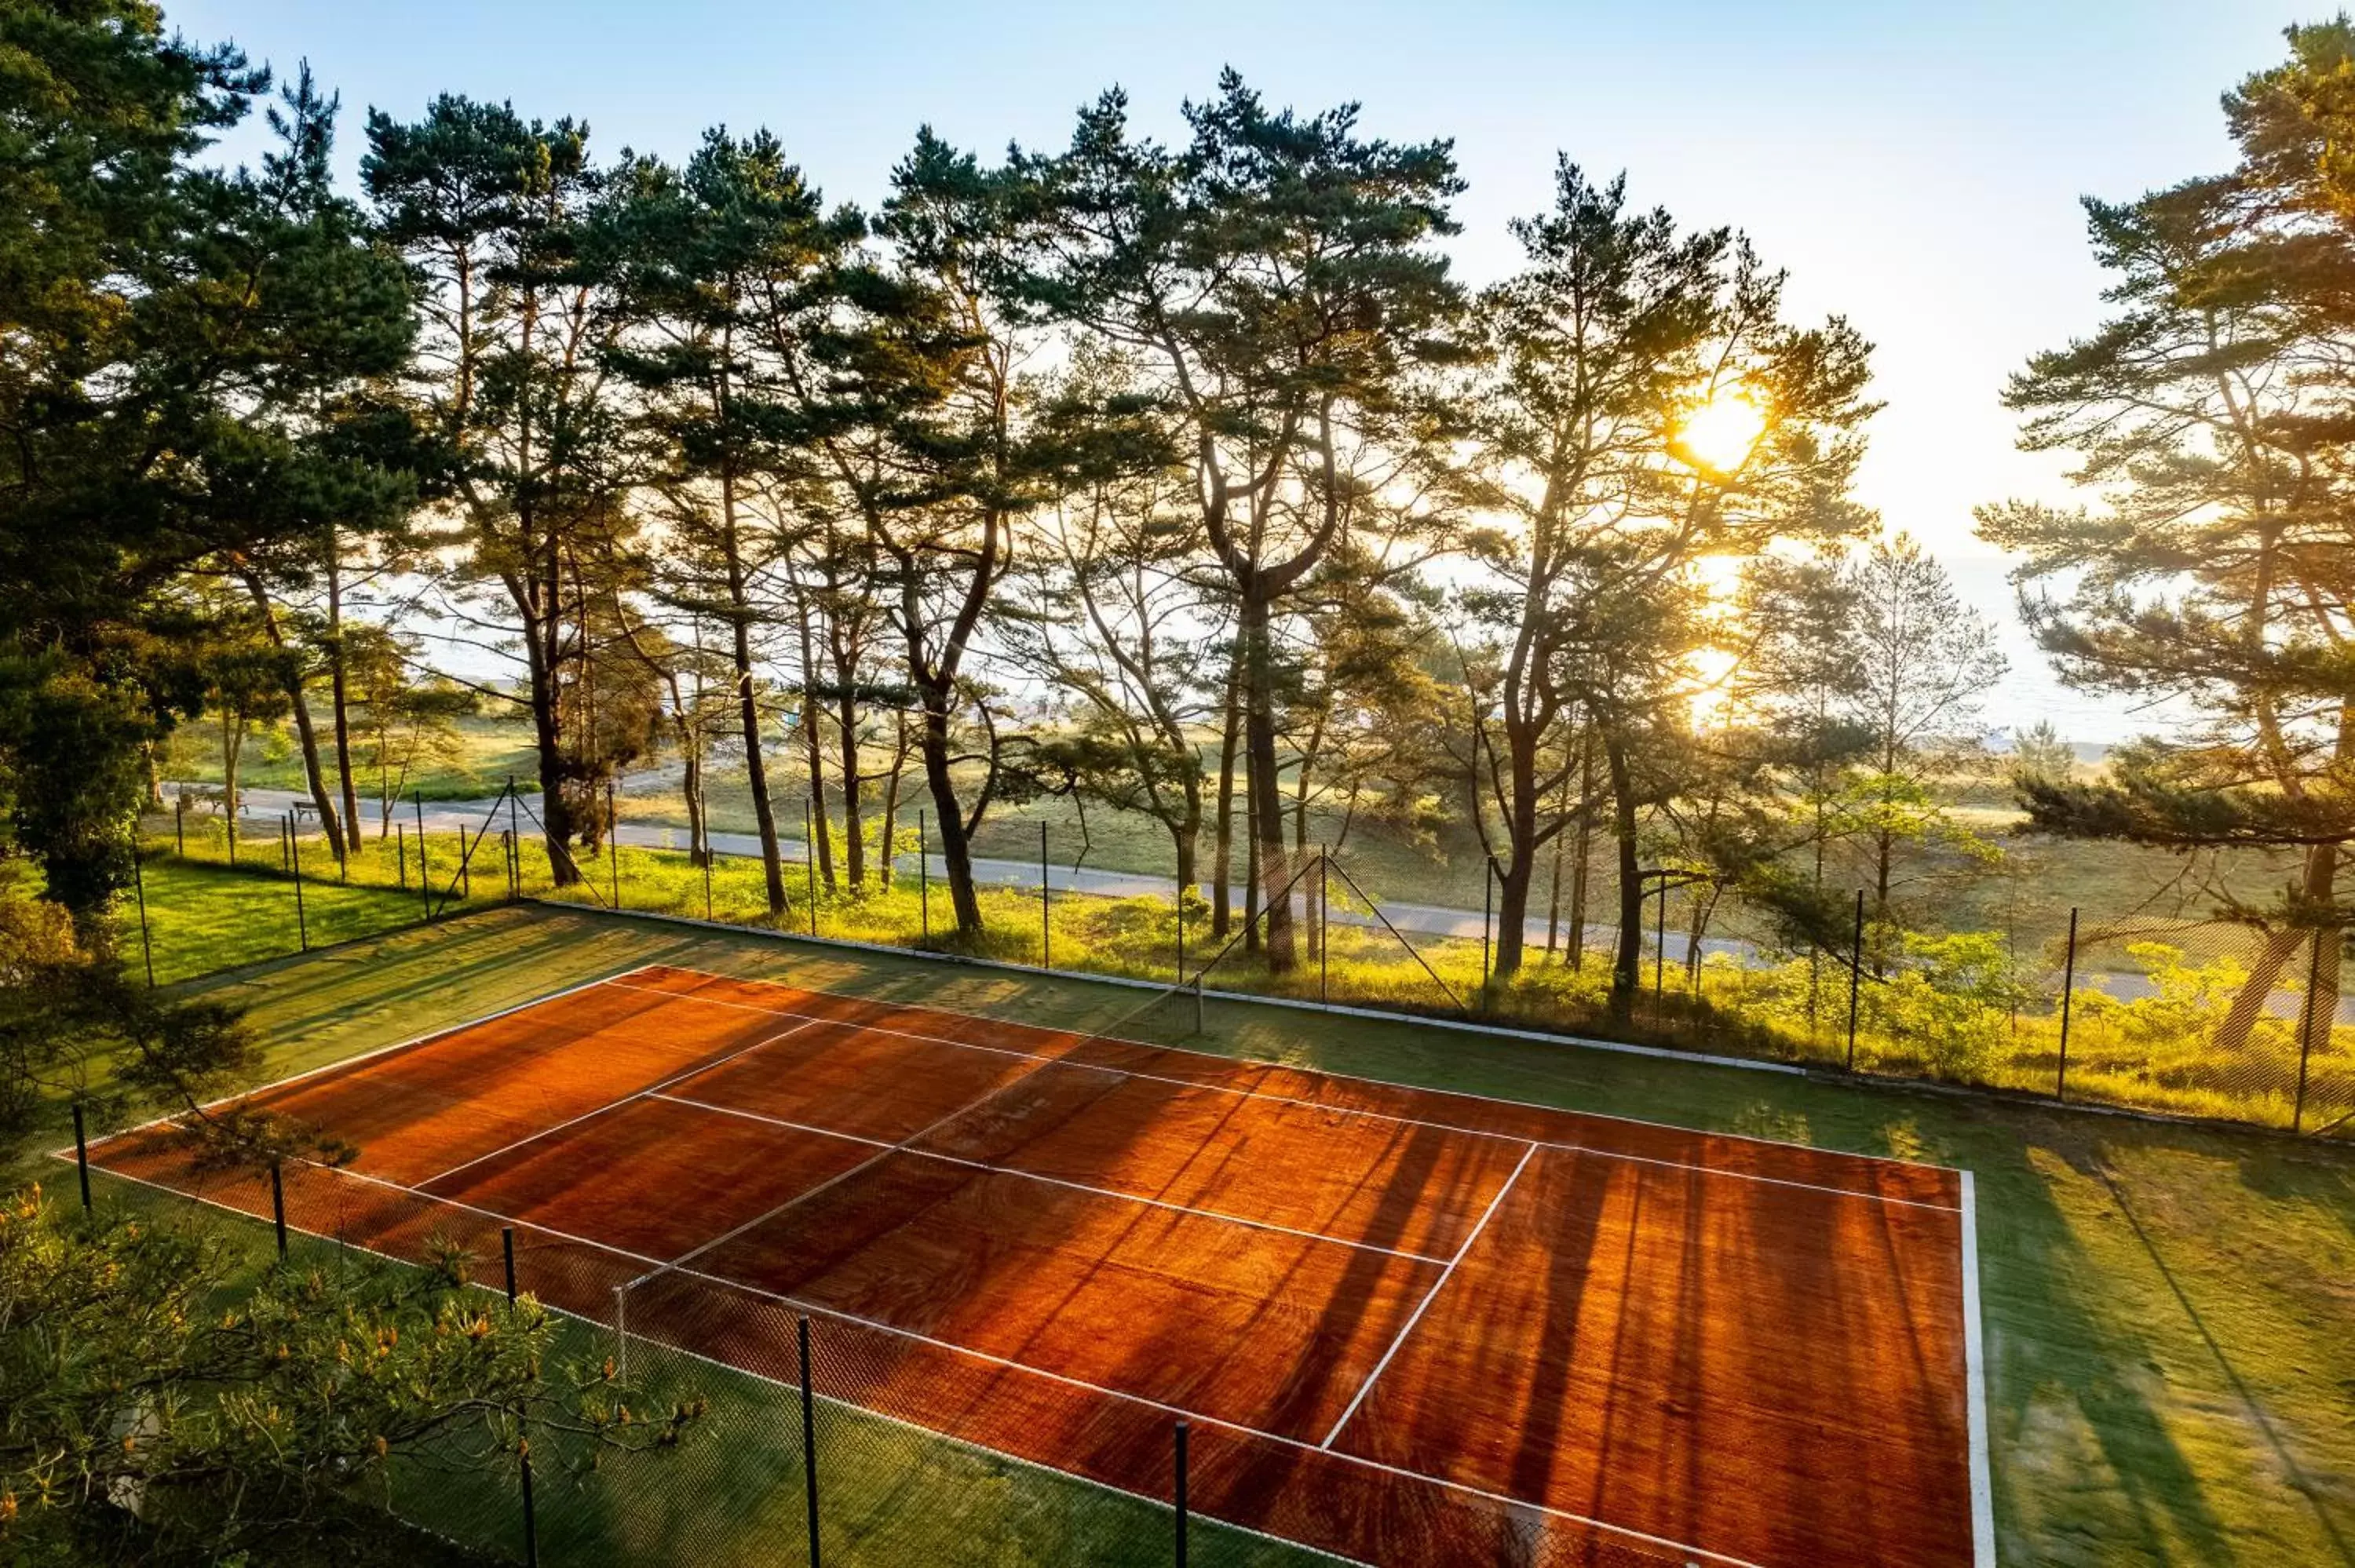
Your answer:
84,962 -> 1990,1568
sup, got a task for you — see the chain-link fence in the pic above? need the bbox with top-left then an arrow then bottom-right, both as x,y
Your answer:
126,791 -> 2355,1140
78,1129 -> 1732,1568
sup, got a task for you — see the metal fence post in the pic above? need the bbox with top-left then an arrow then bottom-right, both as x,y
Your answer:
1319,848 -> 1329,1004
174,795 -> 185,856
414,795 -> 431,921
397,822 -> 407,890
2295,928 -> 2324,1132
2057,906 -> 2079,1103
519,1443 -> 539,1568
607,780 -> 620,909
1655,877 -> 1667,1002
502,1226 -> 518,1304
799,1315 -> 822,1568
270,1161 -> 287,1260
1845,889 -> 1865,1070
288,815 -> 307,953
1482,862 -> 1493,992
507,780 -> 523,899
805,799 -> 818,937
1040,820 -> 1051,968
1174,1418 -> 1190,1567
132,848 -> 155,987
918,810 -> 929,939
72,1103 -> 91,1211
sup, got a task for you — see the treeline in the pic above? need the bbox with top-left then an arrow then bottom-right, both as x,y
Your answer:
12,2 -> 2355,1041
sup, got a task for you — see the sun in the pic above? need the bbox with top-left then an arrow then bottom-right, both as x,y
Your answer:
1678,390 -> 1767,473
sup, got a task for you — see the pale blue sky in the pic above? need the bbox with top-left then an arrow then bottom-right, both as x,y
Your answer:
170,0 -> 2297,738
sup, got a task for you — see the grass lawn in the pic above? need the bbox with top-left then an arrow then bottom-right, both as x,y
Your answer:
162,713 -> 542,803
126,826 -> 513,984
18,902 -> 2353,1566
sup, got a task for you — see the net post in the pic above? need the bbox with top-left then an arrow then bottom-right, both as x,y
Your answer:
1174,1419 -> 1190,1567
2056,906 -> 2079,1102
1846,888 -> 1865,1070
519,1442 -> 539,1568
270,1161 -> 287,1260
132,848 -> 155,987
502,1226 -> 517,1304
72,1103 -> 91,1211
799,1315 -> 822,1568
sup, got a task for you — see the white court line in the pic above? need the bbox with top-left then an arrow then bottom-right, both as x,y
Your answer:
1962,1169 -> 1996,1567
649,1090 -> 1455,1267
1318,1143 -> 1537,1449
71,961 -> 670,1158
414,1019 -> 820,1191
611,956 -> 1970,1176
626,1052 -> 1108,1289
604,977 -> 1962,1215
81,1145 -> 1760,1568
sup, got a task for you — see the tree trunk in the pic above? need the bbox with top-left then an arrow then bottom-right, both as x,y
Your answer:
836,686 -> 864,892
1606,731 -> 1643,1005
877,717 -> 909,892
1211,659 -> 1241,938
1567,736 -> 1594,971
221,709 -> 244,830
324,536 -> 363,855
1243,764 -> 1261,957
918,684 -> 983,933
239,571 -> 342,854
793,581 -> 836,895
1240,592 -> 1294,970
1492,720 -> 1542,981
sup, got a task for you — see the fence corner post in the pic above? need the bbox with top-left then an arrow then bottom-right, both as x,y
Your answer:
1174,1417 -> 1190,1567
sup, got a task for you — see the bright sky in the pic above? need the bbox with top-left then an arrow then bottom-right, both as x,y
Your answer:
170,0 -> 2296,742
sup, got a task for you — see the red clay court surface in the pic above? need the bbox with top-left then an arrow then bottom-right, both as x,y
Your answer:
84,963 -> 1992,1568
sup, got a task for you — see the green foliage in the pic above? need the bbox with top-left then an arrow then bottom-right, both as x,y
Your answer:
0,1185 -> 700,1563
